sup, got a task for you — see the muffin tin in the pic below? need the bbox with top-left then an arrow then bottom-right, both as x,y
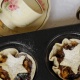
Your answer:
0,24 -> 80,80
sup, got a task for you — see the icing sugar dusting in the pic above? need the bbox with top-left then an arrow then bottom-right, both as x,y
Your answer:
60,44 -> 80,74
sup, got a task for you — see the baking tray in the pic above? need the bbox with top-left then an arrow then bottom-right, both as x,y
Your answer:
0,24 -> 80,80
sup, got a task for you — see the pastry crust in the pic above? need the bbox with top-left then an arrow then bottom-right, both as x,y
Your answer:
49,38 -> 80,80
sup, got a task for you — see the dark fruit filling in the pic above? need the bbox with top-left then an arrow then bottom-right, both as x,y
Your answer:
23,58 -> 32,74
0,55 -> 7,63
54,41 -> 80,79
0,55 -> 10,80
23,56 -> 32,80
0,66 -> 10,80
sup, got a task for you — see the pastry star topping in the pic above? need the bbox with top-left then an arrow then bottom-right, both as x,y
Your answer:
60,44 -> 80,74
5,53 -> 27,79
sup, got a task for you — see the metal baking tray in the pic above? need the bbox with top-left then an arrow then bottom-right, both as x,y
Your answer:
0,24 -> 80,80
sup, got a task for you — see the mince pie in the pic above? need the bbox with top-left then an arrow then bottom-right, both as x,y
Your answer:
0,48 -> 36,80
49,38 -> 80,80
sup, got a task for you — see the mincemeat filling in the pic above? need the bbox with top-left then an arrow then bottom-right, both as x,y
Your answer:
23,56 -> 32,80
0,66 -> 10,80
